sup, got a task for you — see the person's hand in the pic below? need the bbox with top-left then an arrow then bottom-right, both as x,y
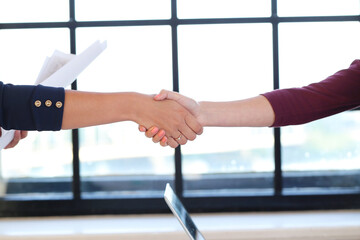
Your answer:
154,90 -> 202,121
139,90 -> 204,147
0,130 -> 28,149
133,93 -> 203,148
139,125 -> 169,147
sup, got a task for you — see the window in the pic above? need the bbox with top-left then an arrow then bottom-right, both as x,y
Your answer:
0,0 -> 359,216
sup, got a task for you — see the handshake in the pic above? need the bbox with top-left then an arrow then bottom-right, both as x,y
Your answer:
136,89 -> 274,148
137,90 -> 205,148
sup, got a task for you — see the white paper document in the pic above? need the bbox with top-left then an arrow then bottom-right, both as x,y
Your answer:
0,40 -> 107,150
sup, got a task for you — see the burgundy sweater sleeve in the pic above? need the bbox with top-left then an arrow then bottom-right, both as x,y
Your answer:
262,60 -> 360,127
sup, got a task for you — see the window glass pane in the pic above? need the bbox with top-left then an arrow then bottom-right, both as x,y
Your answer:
278,0 -> 360,17
0,0 -> 69,23
279,22 -> 360,89
178,24 -> 274,196
76,26 -> 174,198
282,112 -> 360,194
76,0 -> 171,21
178,0 -> 271,19
0,29 -> 70,85
0,29 -> 72,199
279,22 -> 360,194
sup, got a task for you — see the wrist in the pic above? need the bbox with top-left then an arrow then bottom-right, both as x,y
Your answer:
198,101 -> 229,127
125,92 -> 147,124
197,101 -> 209,126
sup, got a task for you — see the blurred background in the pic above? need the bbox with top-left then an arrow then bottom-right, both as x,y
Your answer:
0,0 -> 359,215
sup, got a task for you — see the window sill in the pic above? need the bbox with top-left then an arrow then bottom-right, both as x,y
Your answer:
0,210 -> 359,240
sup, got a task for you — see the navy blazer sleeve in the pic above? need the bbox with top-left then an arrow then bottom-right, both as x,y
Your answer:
0,81 -> 65,131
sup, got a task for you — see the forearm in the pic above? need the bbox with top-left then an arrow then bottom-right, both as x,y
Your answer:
61,90 -> 139,129
262,60 -> 360,127
198,95 -> 275,127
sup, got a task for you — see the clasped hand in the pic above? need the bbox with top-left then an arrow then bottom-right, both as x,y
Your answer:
138,91 -> 202,148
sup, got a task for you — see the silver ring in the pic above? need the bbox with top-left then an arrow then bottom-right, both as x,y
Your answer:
176,135 -> 182,141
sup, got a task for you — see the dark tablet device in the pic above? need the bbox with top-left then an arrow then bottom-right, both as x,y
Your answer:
164,183 -> 206,240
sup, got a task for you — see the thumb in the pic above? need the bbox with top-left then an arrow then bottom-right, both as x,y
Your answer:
154,89 -> 199,116
154,89 -> 181,101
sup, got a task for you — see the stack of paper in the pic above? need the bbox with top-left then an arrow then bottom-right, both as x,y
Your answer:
0,40 -> 107,150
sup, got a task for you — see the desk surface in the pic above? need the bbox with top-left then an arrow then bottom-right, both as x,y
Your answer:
0,210 -> 359,240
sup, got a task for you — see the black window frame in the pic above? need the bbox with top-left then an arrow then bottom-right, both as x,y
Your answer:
0,0 -> 360,217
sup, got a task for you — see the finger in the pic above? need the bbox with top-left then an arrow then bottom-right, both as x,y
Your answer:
20,131 -> 28,139
160,136 -> 168,147
138,125 -> 147,132
174,134 -> 188,146
154,89 -> 182,101
153,89 -> 170,101
185,114 -> 203,135
145,126 -> 159,138
5,130 -> 21,149
167,137 -> 179,148
152,129 -> 166,143
179,125 -> 197,141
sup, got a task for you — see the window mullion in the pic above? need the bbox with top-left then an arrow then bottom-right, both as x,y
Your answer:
171,0 -> 183,198
272,0 -> 283,196
69,0 -> 81,200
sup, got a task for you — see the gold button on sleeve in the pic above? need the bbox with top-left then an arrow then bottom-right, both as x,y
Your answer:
34,100 -> 41,107
56,101 -> 63,108
45,100 -> 52,107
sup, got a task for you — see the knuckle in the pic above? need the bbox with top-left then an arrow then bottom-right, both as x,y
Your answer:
176,122 -> 184,130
